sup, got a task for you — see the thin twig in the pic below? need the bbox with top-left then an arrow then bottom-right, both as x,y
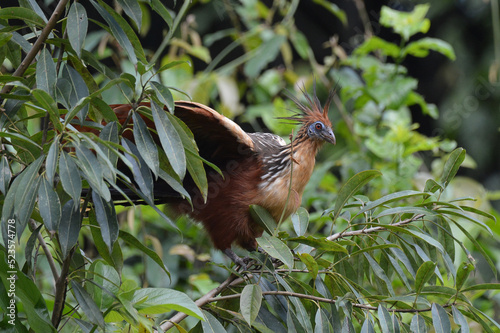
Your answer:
29,219 -> 59,281
51,247 -> 74,328
158,274 -> 244,332
208,290 -> 442,313
327,214 -> 425,241
0,0 -> 69,97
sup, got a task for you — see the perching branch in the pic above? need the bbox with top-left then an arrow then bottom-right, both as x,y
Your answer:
0,0 -> 69,96
327,214 -> 426,241
158,273 -> 245,332
208,290 -> 444,314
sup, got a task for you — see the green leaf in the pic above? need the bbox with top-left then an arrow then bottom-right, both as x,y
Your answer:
410,315 -> 427,333
424,178 -> 442,193
378,304 -> 394,333
403,37 -> 456,60
45,139 -> 59,186
98,122 -> 119,180
288,235 -> 348,254
241,284 -> 262,326
89,213 -> 123,274
150,81 -> 174,112
150,0 -> 173,28
90,0 -> 137,65
133,112 -> 159,178
202,310 -> 227,333
250,205 -> 277,235
74,143 -> 110,201
119,230 -> 170,276
116,0 -> 142,30
0,155 -> 12,195
14,155 -> 44,234
452,306 -> 469,333
380,4 -> 430,41
315,308 -> 332,333
60,65 -> 90,123
71,281 -> 105,328
88,260 -> 121,310
431,303 -> 451,333
32,89 -> 62,132
275,275 -> 313,332
354,36 -> 400,58
374,206 -> 434,219
332,170 -> 381,223
415,261 -> 437,296
0,7 -> 46,27
365,253 -> 395,296
59,199 -> 81,258
150,101 -> 186,179
67,2 -> 88,57
440,148 -> 465,188
312,0 -> 347,25
132,288 -> 203,319
291,207 -> 309,236
121,138 -> 154,201
38,177 -> 61,232
0,253 -> 56,332
59,151 -> 82,207
36,48 -> 56,97
92,191 -> 118,253
455,261 -> 474,291
299,253 -> 318,280
461,283 -> 500,292
244,34 -> 286,78
355,190 -> 428,218
257,234 -> 294,270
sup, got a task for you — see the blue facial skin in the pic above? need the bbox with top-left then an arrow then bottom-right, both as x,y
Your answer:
308,121 -> 336,144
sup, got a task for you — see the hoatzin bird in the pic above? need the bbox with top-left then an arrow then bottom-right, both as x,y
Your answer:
103,90 -> 336,267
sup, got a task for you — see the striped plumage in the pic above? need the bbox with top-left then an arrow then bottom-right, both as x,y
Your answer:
103,89 -> 335,267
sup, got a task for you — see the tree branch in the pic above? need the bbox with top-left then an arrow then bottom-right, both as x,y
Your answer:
208,290 -> 439,314
0,0 -> 69,96
158,273 -> 245,331
29,219 -> 59,281
327,214 -> 425,241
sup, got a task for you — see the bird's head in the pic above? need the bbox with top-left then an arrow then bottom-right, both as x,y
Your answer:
283,87 -> 336,145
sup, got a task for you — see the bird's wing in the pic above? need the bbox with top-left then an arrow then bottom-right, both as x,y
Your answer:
247,132 -> 290,179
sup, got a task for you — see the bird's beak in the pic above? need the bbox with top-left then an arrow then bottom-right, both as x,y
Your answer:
322,128 -> 336,145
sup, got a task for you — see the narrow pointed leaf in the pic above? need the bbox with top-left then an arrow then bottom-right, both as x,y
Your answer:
332,170 -> 381,223
92,191 -> 118,253
61,64 -> 89,123
410,315 -> 427,333
121,138 -> 154,201
361,318 -> 375,333
71,281 -> 105,328
150,0 -> 173,28
0,155 -> 11,195
431,303 -> 451,333
74,143 -> 110,201
133,112 -> 159,178
32,89 -> 62,131
250,204 -> 277,235
440,148 -> 465,187
451,306 -> 469,333
151,101 -> 186,179
36,48 -> 56,96
257,234 -> 294,270
241,284 -> 262,326
415,261 -> 437,295
45,139 -> 59,185
150,81 -> 174,112
299,253 -> 318,280
378,304 -> 394,333
38,177 -> 61,232
116,0 -> 142,30
119,230 -> 169,276
365,253 -> 395,296
59,151 -> 82,206
288,235 -> 348,253
291,207 -> 309,236
67,2 -> 88,57
202,310 -> 227,333
59,199 -> 81,258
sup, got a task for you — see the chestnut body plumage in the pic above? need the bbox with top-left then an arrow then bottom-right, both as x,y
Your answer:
106,90 -> 336,266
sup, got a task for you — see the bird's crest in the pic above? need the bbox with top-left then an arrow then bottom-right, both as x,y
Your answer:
282,85 -> 334,129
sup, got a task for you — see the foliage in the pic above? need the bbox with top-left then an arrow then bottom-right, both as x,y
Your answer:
0,1 -> 499,332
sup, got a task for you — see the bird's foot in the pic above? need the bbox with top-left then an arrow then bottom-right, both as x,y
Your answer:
224,248 -> 254,272
257,247 -> 284,268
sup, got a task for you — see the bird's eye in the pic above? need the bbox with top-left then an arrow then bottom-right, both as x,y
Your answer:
315,122 -> 323,130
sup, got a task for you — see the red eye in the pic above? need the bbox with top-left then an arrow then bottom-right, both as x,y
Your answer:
315,123 -> 323,130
